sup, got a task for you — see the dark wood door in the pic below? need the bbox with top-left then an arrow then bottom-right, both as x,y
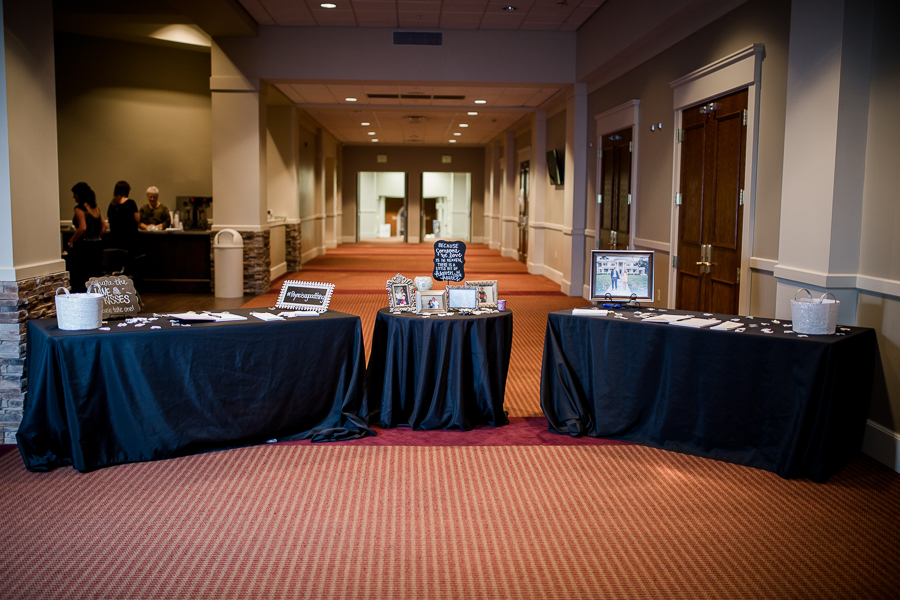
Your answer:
598,128 -> 632,250
384,197 -> 404,237
675,89 -> 747,314
518,160 -> 529,263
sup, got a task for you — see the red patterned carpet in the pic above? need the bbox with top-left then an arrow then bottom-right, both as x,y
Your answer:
1,242 -> 899,599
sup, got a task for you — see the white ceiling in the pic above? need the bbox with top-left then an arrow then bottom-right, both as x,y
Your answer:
238,0 -> 605,31
277,83 -> 564,145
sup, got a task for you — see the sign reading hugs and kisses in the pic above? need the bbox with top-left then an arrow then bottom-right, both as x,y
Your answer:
86,275 -> 141,319
275,280 -> 335,312
432,241 -> 467,282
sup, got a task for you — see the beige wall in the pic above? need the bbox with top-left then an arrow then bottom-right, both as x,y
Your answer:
55,32 -> 211,223
296,116 -> 319,261
1,0 -> 65,281
582,0 -> 791,313
342,145 -> 485,244
856,0 -> 900,433
266,92 -> 298,222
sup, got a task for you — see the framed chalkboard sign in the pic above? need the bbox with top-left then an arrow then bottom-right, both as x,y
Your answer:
433,240 -> 466,282
86,275 -> 141,319
275,280 -> 335,312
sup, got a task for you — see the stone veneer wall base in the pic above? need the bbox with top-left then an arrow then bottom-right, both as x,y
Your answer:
209,230 -> 272,296
286,224 -> 301,273
1,271 -> 70,444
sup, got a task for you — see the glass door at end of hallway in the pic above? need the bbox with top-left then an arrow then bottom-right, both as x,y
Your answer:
420,172 -> 473,243
357,172 -> 408,242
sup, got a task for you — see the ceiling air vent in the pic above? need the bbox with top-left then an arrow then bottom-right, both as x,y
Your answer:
432,95 -> 465,100
367,94 -> 400,99
393,31 -> 442,46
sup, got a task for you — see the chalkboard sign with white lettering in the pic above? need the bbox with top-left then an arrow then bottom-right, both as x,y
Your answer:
275,280 -> 335,312
432,240 -> 467,282
86,275 -> 141,319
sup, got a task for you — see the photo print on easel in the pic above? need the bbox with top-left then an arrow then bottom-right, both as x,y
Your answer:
275,280 -> 335,312
386,273 -> 415,311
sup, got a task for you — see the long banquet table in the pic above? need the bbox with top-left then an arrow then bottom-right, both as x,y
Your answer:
540,308 -> 878,481
17,308 -> 372,472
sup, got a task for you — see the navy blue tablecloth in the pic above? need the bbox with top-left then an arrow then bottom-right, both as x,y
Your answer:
366,308 -> 512,430
540,309 -> 878,481
18,308 -> 372,472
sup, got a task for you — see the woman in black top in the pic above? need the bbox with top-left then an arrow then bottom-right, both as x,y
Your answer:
106,180 -> 139,251
67,182 -> 107,292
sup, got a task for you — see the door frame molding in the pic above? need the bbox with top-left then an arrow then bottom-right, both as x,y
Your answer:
594,100 -> 640,253
667,43 -> 765,313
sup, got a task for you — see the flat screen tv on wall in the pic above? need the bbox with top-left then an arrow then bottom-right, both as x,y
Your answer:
546,149 -> 564,186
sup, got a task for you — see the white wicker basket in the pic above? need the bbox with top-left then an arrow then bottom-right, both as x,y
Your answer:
790,288 -> 839,335
55,285 -> 104,330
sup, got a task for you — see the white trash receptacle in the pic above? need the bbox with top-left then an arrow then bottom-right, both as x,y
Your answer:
213,229 -> 244,298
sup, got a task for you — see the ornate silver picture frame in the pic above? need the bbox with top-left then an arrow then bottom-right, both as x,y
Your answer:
464,280 -> 498,309
386,273 -> 415,311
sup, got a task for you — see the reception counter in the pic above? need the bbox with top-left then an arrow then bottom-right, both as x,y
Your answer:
62,229 -> 213,293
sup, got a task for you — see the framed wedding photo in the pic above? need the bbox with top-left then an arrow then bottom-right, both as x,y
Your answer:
416,290 -> 448,315
464,280 -> 498,309
589,250 -> 654,302
386,273 -> 415,311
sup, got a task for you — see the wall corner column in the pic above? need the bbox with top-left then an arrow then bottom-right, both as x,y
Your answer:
562,83 -> 588,296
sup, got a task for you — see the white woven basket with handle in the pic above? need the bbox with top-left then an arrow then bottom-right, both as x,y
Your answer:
55,284 -> 104,330
790,288 -> 839,335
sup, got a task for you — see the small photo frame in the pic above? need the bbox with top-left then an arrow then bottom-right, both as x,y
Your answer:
386,273 -> 415,311
590,250 -> 654,302
275,280 -> 335,312
447,286 -> 478,310
416,290 -> 448,315
464,280 -> 498,309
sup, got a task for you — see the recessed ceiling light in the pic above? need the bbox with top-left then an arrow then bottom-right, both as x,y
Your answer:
361,122 -> 370,126
449,140 -> 457,143
345,97 -> 357,102
459,124 -> 468,128
468,112 -> 478,116
368,131 -> 376,135
321,3 -> 337,8
474,100 -> 486,104
372,139 -> 379,142
453,133 -> 462,136
503,6 -> 517,11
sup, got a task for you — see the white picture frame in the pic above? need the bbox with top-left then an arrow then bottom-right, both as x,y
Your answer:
464,280 -> 498,309
447,286 -> 478,310
416,290 -> 448,315
275,280 -> 335,312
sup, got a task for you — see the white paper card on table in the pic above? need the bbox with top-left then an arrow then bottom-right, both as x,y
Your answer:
277,311 -> 319,318
642,314 -> 692,323
669,318 -> 722,329
204,312 -> 247,322
710,321 -> 743,331
164,311 -> 218,321
250,312 -> 284,321
572,308 -> 609,317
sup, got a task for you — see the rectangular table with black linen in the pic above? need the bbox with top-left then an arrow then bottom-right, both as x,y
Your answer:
365,307 -> 512,430
540,309 -> 878,481
18,308 -> 372,472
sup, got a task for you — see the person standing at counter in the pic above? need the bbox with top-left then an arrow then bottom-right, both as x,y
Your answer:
139,186 -> 171,230
66,182 -> 107,292
107,180 -> 139,251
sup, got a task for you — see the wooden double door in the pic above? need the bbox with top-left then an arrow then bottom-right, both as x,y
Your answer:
598,128 -> 632,250
675,89 -> 748,314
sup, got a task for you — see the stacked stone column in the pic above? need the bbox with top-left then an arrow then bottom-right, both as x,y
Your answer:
0,272 -> 69,443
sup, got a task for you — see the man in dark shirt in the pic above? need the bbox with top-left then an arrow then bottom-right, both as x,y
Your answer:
139,186 -> 171,230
